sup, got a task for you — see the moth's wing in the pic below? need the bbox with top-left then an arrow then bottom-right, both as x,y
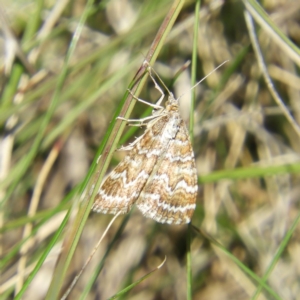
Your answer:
136,120 -> 198,224
92,116 -> 169,215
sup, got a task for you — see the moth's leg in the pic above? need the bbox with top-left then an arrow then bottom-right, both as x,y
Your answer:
147,67 -> 165,107
118,131 -> 146,151
127,89 -> 163,110
117,114 -> 160,126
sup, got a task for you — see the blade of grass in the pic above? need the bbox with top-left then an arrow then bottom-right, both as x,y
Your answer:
79,213 -> 131,299
187,0 -> 201,298
7,0 -> 95,297
193,226 -> 281,299
0,0 -> 88,205
186,223 -> 193,300
61,212 -> 122,300
15,140 -> 62,294
0,189 -> 74,234
108,257 -> 167,300
0,215 -> 64,271
46,1 -> 187,299
244,10 -> 300,138
14,209 -> 71,300
242,0 -> 300,66
251,211 -> 300,299
42,57 -> 141,150
199,161 -> 300,183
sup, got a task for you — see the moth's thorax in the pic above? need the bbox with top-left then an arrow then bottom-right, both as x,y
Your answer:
161,112 -> 181,141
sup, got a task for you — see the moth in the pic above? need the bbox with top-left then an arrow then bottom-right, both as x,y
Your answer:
92,64 -> 198,224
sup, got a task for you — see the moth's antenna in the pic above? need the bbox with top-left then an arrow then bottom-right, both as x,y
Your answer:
178,60 -> 229,100
144,60 -> 229,99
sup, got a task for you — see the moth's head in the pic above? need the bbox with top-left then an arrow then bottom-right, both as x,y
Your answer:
165,93 -> 179,111
166,92 -> 175,101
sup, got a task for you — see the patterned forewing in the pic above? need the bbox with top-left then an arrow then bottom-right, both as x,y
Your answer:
92,115 -> 170,214
137,119 -> 197,224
